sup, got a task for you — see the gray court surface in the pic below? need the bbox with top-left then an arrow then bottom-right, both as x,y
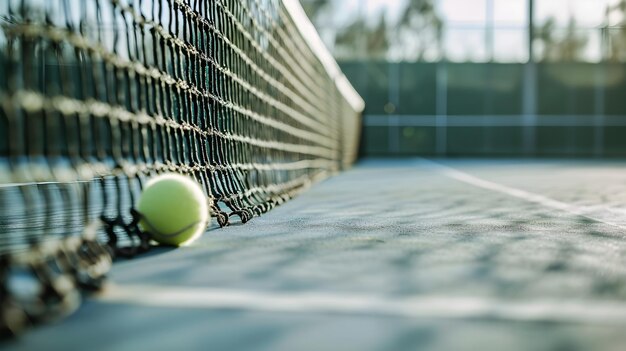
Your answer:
5,158 -> 626,351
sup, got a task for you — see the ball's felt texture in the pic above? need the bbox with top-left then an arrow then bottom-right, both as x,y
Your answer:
137,173 -> 209,246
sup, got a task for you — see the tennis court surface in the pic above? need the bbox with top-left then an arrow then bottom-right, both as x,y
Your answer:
4,0 -> 626,350
5,158 -> 626,351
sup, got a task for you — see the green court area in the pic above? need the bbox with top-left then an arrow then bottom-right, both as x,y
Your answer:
5,159 -> 626,351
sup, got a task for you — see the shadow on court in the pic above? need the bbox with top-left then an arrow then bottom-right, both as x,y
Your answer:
5,159 -> 626,351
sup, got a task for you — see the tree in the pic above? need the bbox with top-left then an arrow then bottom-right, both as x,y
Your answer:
394,0 -> 442,61
604,0 -> 626,61
333,12 -> 389,60
534,18 -> 588,62
301,0 -> 332,24
302,0 -> 442,62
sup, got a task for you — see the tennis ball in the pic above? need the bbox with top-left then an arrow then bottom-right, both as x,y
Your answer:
137,173 -> 209,246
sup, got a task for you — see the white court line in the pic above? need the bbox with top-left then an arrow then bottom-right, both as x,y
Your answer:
100,284 -> 626,324
424,160 -> 626,231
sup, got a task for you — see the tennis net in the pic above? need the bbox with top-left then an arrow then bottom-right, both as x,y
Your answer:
0,0 -> 363,335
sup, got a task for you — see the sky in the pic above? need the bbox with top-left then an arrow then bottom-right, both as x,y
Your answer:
325,0 -> 621,27
309,0 -> 625,62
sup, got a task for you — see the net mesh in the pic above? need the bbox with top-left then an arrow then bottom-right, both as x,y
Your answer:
0,0 -> 362,335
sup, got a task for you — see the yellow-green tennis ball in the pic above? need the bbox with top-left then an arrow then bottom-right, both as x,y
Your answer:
137,173 -> 209,246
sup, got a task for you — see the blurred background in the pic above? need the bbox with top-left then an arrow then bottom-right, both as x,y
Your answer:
301,0 -> 626,157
